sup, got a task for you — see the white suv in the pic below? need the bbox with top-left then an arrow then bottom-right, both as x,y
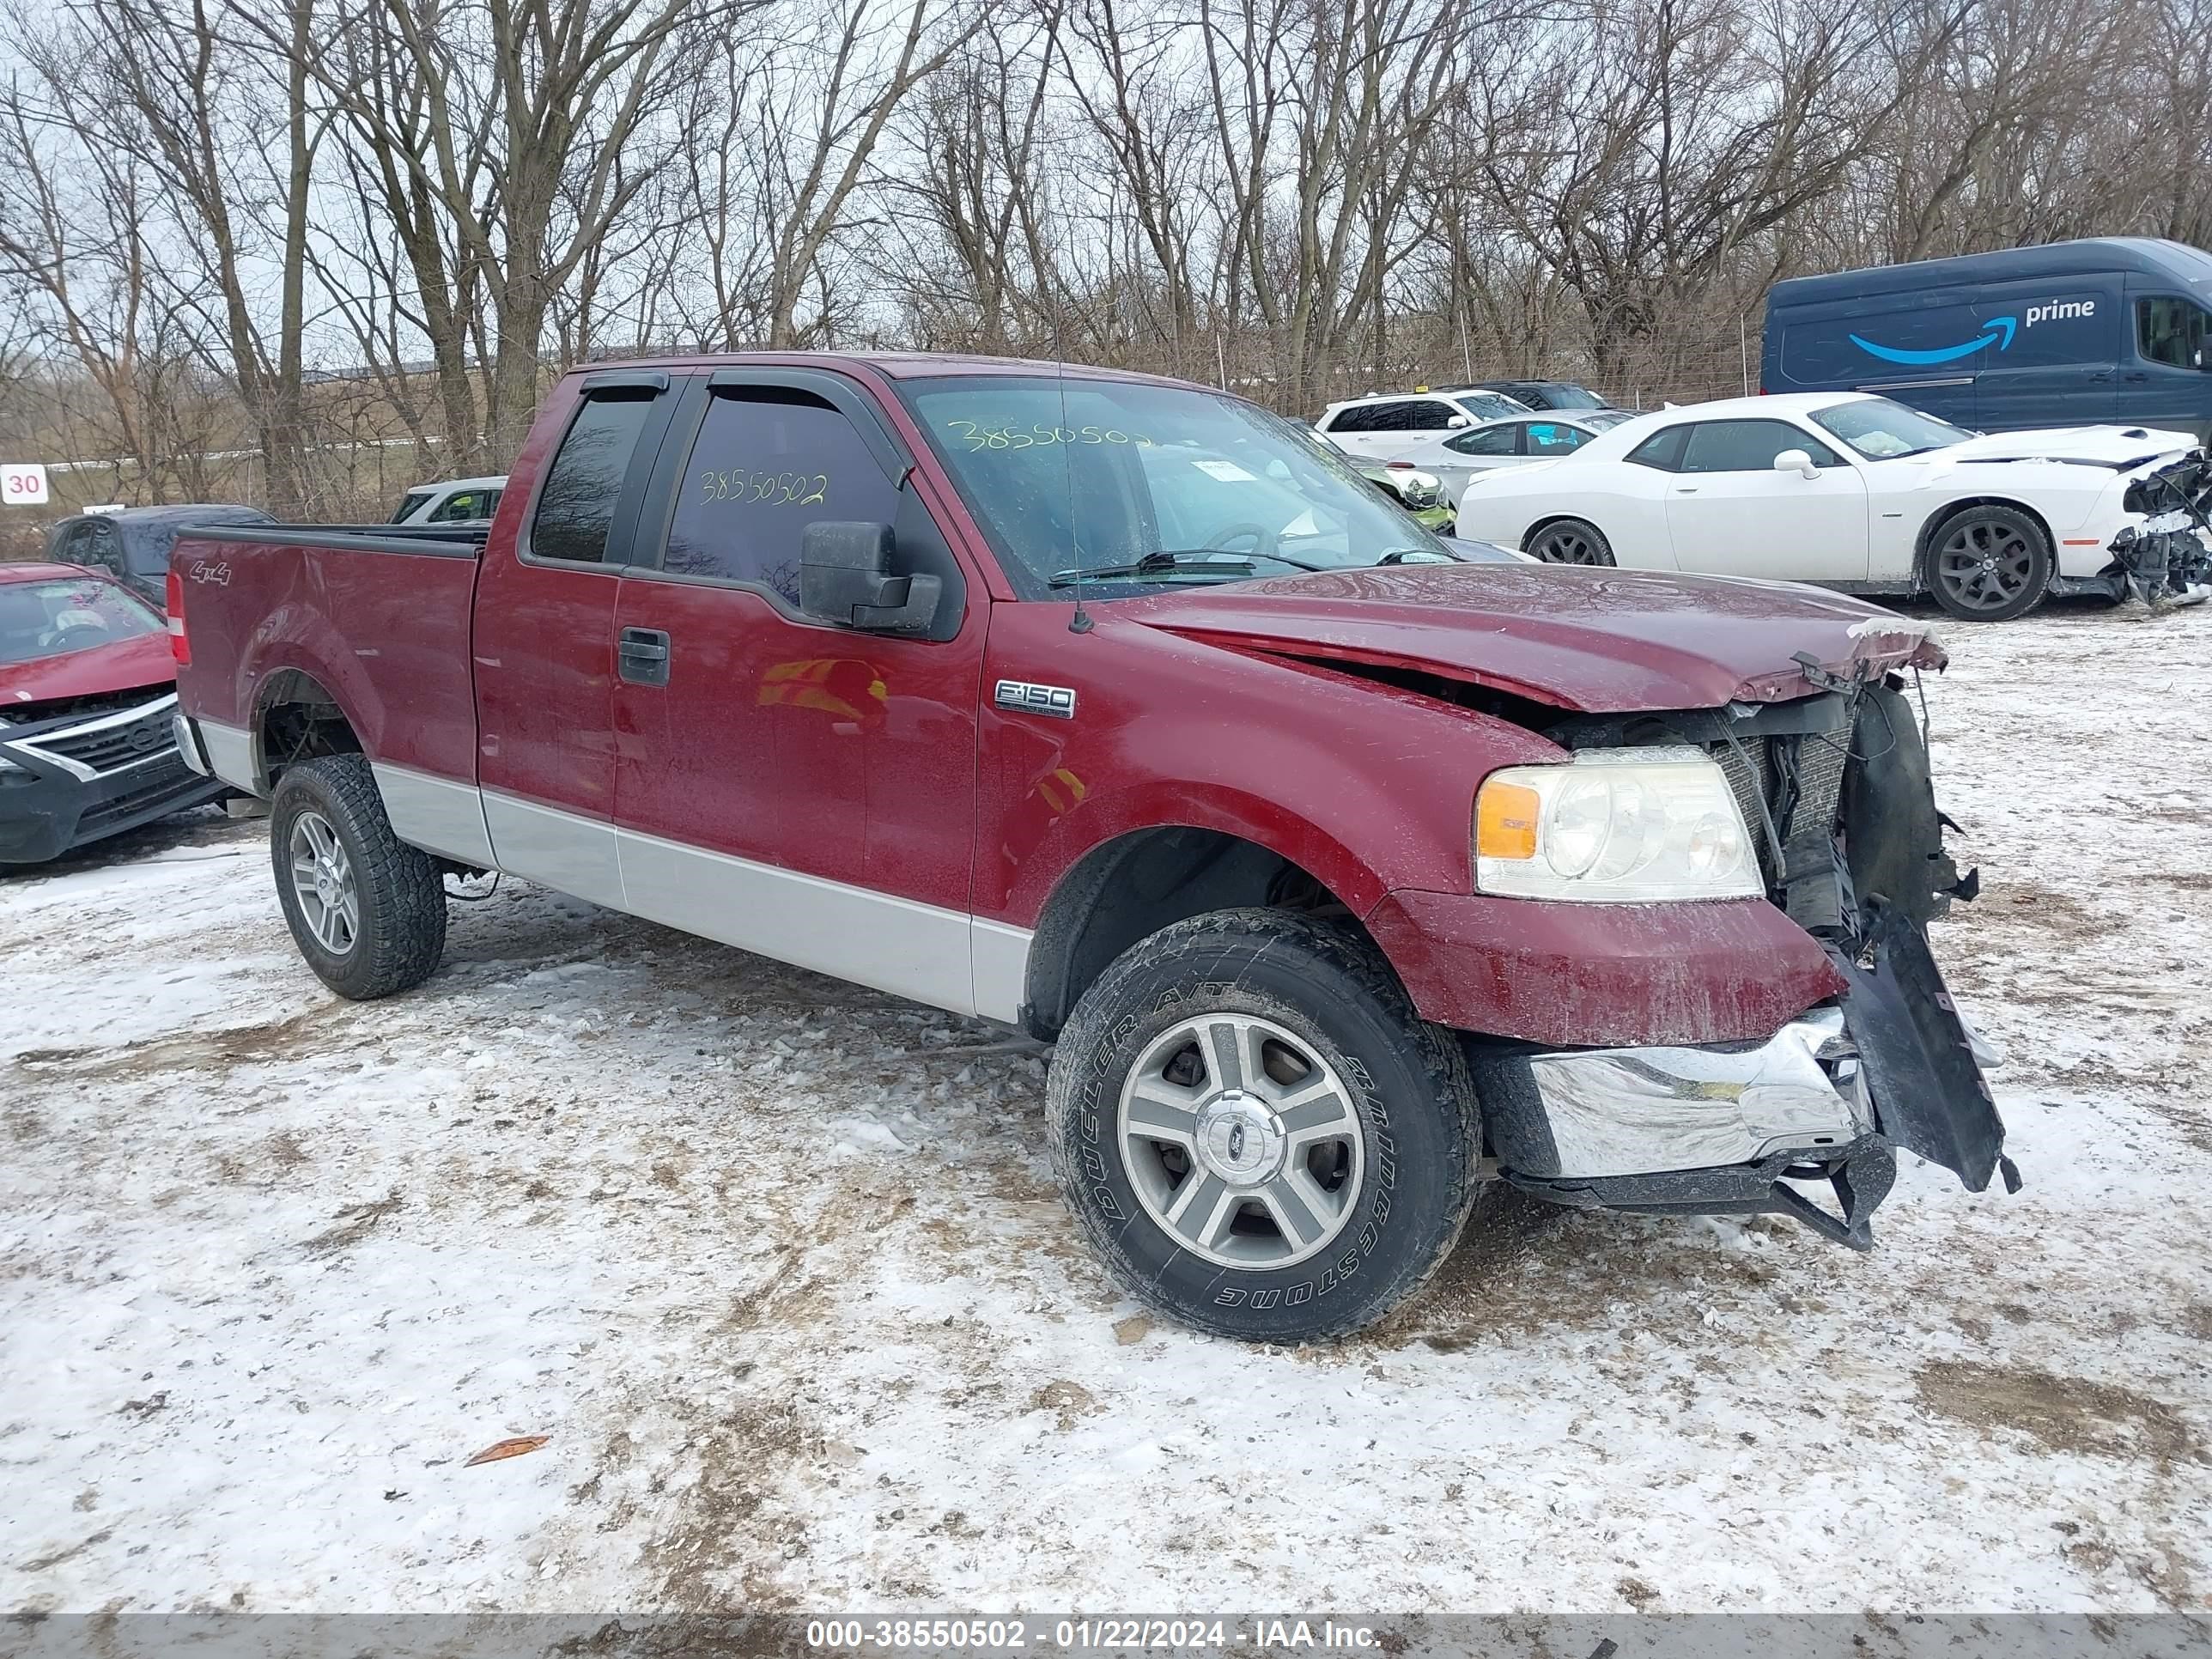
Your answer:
1316,388 -> 1531,460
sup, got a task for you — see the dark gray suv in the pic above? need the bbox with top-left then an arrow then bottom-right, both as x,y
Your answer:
44,505 -> 273,605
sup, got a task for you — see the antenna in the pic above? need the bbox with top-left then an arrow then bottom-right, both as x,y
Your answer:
1057,319 -> 1092,635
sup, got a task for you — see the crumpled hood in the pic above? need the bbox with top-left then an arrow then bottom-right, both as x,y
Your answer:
1116,563 -> 1944,713
1931,425 -> 2198,469
0,631 -> 177,712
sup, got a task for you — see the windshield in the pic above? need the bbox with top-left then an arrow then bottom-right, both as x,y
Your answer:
1456,392 -> 1529,420
1540,385 -> 1607,410
1809,397 -> 1971,459
0,577 -> 161,665
899,376 -> 1449,594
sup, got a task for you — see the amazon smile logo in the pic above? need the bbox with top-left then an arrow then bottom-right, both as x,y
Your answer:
1850,297 -> 2097,367
1852,314 -> 2016,366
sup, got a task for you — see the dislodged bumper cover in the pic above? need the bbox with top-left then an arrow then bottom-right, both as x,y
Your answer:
1365,889 -> 1848,1048
1831,904 -> 2015,1193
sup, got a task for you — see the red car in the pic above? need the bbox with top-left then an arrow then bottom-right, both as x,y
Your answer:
167,353 -> 2011,1341
0,562 -> 223,864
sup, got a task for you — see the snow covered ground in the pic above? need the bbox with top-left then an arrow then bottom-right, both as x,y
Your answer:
3,602 -> 2209,1620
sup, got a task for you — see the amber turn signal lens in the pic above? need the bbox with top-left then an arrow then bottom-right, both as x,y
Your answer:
1475,779 -> 1540,860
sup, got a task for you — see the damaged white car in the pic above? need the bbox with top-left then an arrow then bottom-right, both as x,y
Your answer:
1453,392 -> 2212,620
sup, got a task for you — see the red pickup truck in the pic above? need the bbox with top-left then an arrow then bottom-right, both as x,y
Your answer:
168,353 -> 2013,1341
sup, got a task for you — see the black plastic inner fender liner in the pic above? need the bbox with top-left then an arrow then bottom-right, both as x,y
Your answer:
1843,682 -> 1972,930
1503,1135 -> 1898,1252
1831,904 -> 2015,1194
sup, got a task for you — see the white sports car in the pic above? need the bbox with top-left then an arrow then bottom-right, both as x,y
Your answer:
1377,408 -> 1639,505
1451,392 -> 2199,620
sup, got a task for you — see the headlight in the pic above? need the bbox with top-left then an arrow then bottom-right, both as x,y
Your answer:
1474,746 -> 1760,902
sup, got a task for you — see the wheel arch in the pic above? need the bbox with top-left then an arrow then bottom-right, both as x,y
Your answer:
1520,511 -> 1616,563
1522,510 -> 1594,545
1913,495 -> 2055,592
254,668 -> 363,791
1019,823 -> 1388,1042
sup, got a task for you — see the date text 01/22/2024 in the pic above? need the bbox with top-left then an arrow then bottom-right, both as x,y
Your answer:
804,1619 -> 1384,1651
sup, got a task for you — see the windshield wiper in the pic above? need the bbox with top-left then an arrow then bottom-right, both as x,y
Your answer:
1048,550 -> 1255,587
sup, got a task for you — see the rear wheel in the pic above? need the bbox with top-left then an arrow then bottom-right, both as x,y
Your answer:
270,755 -> 447,999
1046,909 -> 1482,1343
1925,505 -> 2051,622
1525,517 -> 1616,566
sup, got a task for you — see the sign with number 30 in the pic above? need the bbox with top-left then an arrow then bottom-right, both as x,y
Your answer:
2,464 -> 49,506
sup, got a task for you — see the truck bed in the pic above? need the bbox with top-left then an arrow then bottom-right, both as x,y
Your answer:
170,521 -> 484,797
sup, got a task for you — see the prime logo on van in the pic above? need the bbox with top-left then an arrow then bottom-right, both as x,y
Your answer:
2025,298 -> 2098,328
1850,298 -> 2097,368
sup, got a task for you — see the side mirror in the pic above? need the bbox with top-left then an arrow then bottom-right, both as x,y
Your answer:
1773,448 -> 1820,480
1446,414 -> 1471,429
799,521 -> 943,634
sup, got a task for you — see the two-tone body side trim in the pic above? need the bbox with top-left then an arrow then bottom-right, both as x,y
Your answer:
373,762 -> 496,866
374,781 -> 1028,1024
971,920 -> 1033,1026
480,789 -> 625,908
617,825 -> 1020,1020
196,718 -> 259,794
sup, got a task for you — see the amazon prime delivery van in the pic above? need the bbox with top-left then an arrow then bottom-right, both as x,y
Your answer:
1760,237 -> 2212,439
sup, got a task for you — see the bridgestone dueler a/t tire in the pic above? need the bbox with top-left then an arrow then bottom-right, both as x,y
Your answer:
1046,909 -> 1483,1343
270,755 -> 447,1000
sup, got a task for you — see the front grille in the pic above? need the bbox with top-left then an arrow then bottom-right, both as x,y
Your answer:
17,696 -> 178,775
75,756 -> 208,836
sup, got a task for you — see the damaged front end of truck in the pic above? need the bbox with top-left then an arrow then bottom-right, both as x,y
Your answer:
1471,645 -> 2019,1249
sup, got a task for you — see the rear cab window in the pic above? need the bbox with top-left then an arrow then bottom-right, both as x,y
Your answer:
528,389 -> 664,565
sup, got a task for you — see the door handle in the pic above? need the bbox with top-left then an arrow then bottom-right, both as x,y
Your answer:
1674,485 -> 1699,494
618,626 -> 671,687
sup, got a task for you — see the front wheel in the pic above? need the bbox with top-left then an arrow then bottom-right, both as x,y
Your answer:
1046,909 -> 1483,1343
270,754 -> 447,999
1925,505 -> 2051,622
1525,517 -> 1616,566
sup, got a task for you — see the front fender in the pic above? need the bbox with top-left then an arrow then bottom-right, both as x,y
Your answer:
981,621 -> 1563,927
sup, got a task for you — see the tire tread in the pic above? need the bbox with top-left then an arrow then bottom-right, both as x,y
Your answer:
270,755 -> 446,1000
1046,908 -> 1481,1342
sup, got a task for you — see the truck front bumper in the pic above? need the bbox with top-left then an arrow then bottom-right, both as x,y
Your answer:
1468,911 -> 2014,1249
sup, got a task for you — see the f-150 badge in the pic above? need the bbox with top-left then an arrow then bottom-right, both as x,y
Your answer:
994,679 -> 1076,720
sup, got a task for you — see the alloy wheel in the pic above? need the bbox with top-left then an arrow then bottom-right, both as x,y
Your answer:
1936,519 -> 2036,613
1116,1012 -> 1365,1269
289,810 -> 360,955
1536,526 -> 1607,564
